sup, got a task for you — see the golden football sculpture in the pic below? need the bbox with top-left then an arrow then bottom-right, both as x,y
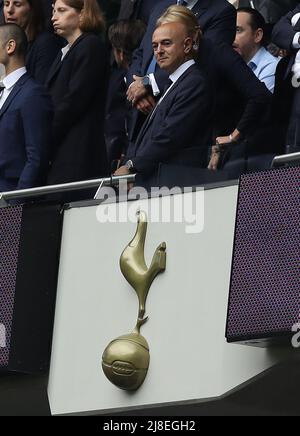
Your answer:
102,210 -> 167,390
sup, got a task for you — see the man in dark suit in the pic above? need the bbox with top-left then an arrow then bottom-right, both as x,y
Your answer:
115,5 -> 213,179
272,4 -> 300,153
118,0 -> 162,23
194,11 -> 275,180
272,3 -> 300,49
239,0 -> 299,24
126,0 -> 236,143
0,23 -> 53,192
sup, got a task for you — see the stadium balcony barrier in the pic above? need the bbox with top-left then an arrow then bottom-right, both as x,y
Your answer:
0,160 -> 299,415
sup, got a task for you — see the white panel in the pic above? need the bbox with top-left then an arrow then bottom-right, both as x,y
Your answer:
48,186 -> 291,415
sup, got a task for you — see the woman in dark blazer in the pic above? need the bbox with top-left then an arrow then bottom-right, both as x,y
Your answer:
3,0 -> 62,84
46,0 -> 109,188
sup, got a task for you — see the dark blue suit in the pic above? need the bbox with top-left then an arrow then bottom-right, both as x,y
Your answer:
127,64 -> 213,175
239,0 -> 299,24
0,73 -> 53,191
126,0 -> 236,143
127,0 -> 236,89
272,4 -> 300,153
118,0 -> 162,23
272,3 -> 300,50
26,32 -> 63,85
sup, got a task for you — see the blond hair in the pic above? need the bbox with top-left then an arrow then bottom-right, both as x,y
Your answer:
156,5 -> 202,53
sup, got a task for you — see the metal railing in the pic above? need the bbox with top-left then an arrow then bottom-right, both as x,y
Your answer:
272,152 -> 300,168
1,152 -> 299,206
0,174 -> 136,207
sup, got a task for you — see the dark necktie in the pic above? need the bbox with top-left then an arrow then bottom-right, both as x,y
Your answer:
0,85 -> 5,105
137,77 -> 174,143
177,0 -> 188,6
141,78 -> 173,130
149,78 -> 173,121
162,78 -> 173,96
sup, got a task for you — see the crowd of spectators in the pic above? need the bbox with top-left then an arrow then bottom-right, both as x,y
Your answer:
0,0 -> 299,197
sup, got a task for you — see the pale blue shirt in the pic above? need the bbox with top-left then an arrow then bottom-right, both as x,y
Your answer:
247,47 -> 279,93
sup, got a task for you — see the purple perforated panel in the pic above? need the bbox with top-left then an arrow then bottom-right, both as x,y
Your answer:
0,206 -> 23,367
226,167 -> 300,341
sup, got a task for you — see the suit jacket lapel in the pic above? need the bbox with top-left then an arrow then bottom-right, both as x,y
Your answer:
46,33 -> 88,85
192,0 -> 210,15
46,53 -> 63,86
135,65 -> 196,148
0,73 -> 30,118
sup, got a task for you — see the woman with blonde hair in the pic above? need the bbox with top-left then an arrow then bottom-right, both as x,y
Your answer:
46,0 -> 108,197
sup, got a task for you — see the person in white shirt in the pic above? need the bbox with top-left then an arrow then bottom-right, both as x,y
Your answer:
115,5 -> 213,180
0,23 -> 53,192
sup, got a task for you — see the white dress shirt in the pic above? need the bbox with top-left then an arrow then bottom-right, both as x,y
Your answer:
161,59 -> 196,101
149,59 -> 195,119
0,67 -> 27,110
61,44 -> 71,61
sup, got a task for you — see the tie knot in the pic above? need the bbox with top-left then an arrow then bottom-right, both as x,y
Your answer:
177,0 -> 188,6
163,78 -> 173,95
0,83 -> 5,95
248,61 -> 256,72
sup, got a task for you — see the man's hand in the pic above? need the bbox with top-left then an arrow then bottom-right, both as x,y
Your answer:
127,75 -> 148,104
136,95 -> 156,114
113,166 -> 134,190
209,130 -> 241,169
114,165 -> 130,176
215,135 -> 232,146
208,145 -> 221,171
215,129 -> 240,146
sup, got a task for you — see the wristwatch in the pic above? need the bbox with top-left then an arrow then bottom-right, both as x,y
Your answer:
142,75 -> 151,87
125,159 -> 135,173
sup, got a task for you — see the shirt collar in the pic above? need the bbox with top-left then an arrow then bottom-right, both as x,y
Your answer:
169,59 -> 195,84
61,44 -> 71,61
3,67 -> 27,90
248,47 -> 265,70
